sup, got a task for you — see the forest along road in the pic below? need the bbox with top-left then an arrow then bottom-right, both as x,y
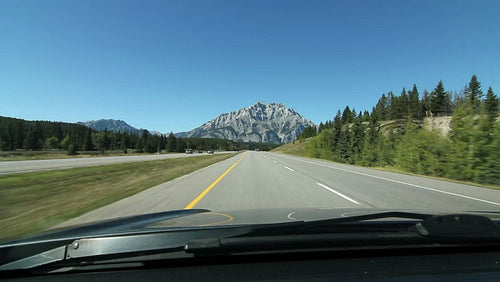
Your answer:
60,151 -> 500,227
0,152 -> 233,175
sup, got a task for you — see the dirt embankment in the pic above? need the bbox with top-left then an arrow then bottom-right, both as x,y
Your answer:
423,116 -> 452,136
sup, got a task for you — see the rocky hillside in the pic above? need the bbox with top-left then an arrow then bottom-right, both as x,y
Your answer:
177,102 -> 315,143
77,119 -> 142,133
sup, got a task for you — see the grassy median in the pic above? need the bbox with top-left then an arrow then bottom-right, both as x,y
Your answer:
0,153 -> 235,242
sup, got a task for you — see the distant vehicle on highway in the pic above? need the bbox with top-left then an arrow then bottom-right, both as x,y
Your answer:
207,150 -> 214,154
185,149 -> 193,154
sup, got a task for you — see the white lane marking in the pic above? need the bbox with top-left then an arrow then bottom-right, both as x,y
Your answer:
287,212 -> 296,220
317,182 -> 360,205
294,158 -> 500,207
283,166 -> 294,172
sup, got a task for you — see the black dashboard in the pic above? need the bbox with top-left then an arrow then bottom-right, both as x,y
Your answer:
4,246 -> 500,281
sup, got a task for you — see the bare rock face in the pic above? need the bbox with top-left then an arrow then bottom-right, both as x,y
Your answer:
177,102 -> 315,143
78,119 -> 142,133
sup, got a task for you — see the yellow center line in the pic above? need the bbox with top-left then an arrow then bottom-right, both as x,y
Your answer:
184,152 -> 247,209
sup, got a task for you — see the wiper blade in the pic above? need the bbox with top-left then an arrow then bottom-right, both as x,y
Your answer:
3,211 -> 499,272
0,209 -> 212,270
244,211 -> 433,236
414,214 -> 500,240
2,211 -> 422,271
186,213 -> 500,255
0,225 -> 255,271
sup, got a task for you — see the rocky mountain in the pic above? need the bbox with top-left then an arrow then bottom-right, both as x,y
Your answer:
78,119 -> 143,133
176,102 -> 315,143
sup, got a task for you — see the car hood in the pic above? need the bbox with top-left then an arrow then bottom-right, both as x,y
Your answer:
5,208 -> 500,245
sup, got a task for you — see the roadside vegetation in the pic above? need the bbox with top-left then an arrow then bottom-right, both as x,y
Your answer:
0,150 -> 156,161
0,153 -> 234,241
289,75 -> 499,186
272,138 -> 310,157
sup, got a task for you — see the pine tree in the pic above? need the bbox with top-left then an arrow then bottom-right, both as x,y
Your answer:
408,84 -> 421,119
82,129 -> 93,151
386,91 -> 395,119
480,121 -> 500,184
362,110 -> 370,121
373,94 -> 388,121
341,106 -> 353,124
167,132 -> 177,152
422,90 -> 431,114
464,75 -> 483,113
430,81 -> 447,116
484,87 -> 498,124
394,87 -> 409,119
332,111 -> 342,149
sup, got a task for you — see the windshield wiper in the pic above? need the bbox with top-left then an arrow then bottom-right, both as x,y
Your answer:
2,212 -> 499,272
186,213 -> 500,255
413,214 -> 500,240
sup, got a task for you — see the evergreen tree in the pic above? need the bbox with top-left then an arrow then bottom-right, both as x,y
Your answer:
82,129 -> 93,151
351,108 -> 358,121
22,130 -> 34,150
341,106 -> 353,124
332,111 -> 342,149
350,121 -> 365,163
373,94 -> 388,121
430,81 -> 447,116
176,138 -> 186,152
465,75 -> 483,113
167,133 -> 177,152
121,132 -> 131,149
362,110 -> 370,121
421,90 -> 431,114
386,91 -> 395,119
408,84 -> 421,119
337,127 -> 351,162
484,87 -> 498,124
448,104 -> 475,180
393,88 -> 409,119
135,138 -> 144,153
479,121 -> 500,185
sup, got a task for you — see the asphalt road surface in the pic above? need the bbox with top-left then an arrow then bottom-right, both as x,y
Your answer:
60,151 -> 500,227
0,152 -> 231,175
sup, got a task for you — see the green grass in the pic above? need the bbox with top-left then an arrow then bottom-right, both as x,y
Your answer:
271,138 -> 312,157
0,153 -> 235,241
0,150 -> 173,161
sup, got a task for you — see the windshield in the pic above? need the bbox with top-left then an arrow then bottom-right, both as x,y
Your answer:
1,0 -> 499,244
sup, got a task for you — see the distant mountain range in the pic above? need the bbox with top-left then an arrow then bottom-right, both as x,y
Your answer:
77,119 -> 143,133
78,102 -> 314,143
176,102 -> 315,143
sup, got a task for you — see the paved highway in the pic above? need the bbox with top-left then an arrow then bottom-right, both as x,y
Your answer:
0,152 -> 231,175
60,151 -> 500,227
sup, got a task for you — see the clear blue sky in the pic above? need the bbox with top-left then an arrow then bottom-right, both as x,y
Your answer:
1,0 -> 499,133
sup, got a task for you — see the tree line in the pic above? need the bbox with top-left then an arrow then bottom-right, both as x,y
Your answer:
0,116 -> 279,154
298,75 -> 499,185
